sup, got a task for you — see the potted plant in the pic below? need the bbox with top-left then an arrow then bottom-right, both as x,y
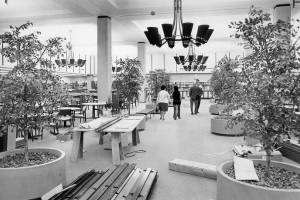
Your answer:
146,69 -> 173,111
112,57 -> 145,115
216,6 -> 300,200
209,55 -> 244,135
0,22 -> 69,200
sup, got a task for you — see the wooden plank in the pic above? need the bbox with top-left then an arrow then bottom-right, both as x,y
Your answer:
105,164 -> 128,187
97,164 -> 136,200
116,168 -> 137,194
136,170 -> 158,200
112,164 -> 136,188
115,169 -> 142,200
72,172 -> 102,200
89,164 -> 128,200
91,166 -> 118,189
126,168 -> 152,200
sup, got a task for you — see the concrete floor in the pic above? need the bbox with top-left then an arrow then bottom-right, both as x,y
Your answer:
29,99 -> 300,200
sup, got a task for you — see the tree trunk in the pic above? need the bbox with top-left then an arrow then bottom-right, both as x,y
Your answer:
24,128 -> 29,162
128,100 -> 131,115
265,149 -> 271,177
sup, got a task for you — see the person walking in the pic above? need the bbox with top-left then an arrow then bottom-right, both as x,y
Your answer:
189,82 -> 201,115
157,85 -> 171,120
172,85 -> 181,120
196,85 -> 204,113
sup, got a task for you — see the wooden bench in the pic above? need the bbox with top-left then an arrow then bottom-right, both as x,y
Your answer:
135,109 -> 154,121
49,163 -> 158,200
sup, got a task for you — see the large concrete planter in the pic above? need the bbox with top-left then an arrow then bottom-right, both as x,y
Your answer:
0,148 -> 66,200
209,104 -> 227,115
211,116 -> 244,136
217,159 -> 300,200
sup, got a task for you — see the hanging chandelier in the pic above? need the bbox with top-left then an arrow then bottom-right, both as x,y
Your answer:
174,42 -> 208,71
144,0 -> 214,48
55,30 -> 86,68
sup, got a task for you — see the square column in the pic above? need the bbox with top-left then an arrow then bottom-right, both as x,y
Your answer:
97,16 -> 112,102
138,42 -> 146,102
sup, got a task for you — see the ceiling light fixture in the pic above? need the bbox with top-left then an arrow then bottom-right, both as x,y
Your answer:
174,42 -> 208,71
144,0 -> 214,48
55,30 -> 86,68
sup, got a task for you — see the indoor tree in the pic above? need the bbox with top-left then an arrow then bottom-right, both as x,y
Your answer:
147,69 -> 173,99
229,6 -> 300,176
0,22 -> 69,161
209,55 -> 242,117
112,57 -> 144,115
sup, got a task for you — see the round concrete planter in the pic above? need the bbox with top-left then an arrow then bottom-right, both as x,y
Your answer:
0,148 -> 66,200
217,159 -> 300,200
211,116 -> 244,136
209,104 -> 227,115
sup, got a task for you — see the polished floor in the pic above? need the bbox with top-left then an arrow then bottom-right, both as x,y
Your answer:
29,99 -> 300,200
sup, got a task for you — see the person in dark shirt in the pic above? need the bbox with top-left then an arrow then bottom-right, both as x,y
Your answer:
189,83 -> 201,115
172,85 -> 181,120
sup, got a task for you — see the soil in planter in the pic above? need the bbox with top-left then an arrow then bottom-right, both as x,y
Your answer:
225,164 -> 300,189
0,152 -> 59,168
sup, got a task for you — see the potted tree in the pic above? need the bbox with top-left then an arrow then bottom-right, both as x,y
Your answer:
216,6 -> 300,200
112,57 -> 144,115
209,55 -> 244,135
146,69 -> 173,111
0,22 -> 69,200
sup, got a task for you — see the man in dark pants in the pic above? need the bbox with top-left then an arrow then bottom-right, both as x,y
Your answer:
189,83 -> 201,115
196,85 -> 204,113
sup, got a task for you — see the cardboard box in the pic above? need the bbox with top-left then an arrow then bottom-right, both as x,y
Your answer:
169,159 -> 217,180
247,150 -> 282,162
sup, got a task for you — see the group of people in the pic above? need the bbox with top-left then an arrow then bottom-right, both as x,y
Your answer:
156,82 -> 204,120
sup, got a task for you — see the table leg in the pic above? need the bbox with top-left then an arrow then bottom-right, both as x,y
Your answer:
132,128 -> 137,146
119,133 -> 124,160
92,105 -> 95,118
111,132 -> 121,165
99,132 -> 105,145
70,131 -> 83,162
79,132 -> 84,158
136,129 -> 140,144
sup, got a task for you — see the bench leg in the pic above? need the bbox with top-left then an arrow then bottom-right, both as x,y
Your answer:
132,128 -> 139,146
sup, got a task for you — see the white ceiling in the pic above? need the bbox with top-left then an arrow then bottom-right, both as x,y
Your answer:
0,0 -> 298,56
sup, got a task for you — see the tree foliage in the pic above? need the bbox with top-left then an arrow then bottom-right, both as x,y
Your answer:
229,6 -> 300,176
112,58 -> 144,115
0,22 -> 69,161
209,55 -> 242,116
147,69 -> 173,98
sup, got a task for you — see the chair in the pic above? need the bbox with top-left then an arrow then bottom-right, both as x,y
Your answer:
74,106 -> 87,122
57,109 -> 74,127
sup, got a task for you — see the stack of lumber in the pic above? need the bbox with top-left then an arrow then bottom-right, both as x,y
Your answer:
15,137 -> 25,149
275,141 -> 300,164
49,163 -> 158,200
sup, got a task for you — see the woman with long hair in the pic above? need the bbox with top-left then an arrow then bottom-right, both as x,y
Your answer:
172,85 -> 181,120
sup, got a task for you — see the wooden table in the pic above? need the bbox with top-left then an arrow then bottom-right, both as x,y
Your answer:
70,115 -> 145,165
82,102 -> 107,118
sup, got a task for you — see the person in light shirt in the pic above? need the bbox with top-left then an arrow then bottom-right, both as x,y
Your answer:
157,85 -> 171,120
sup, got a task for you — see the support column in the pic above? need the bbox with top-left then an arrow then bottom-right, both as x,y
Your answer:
97,16 -> 112,103
86,75 -> 93,90
273,4 -> 291,23
138,42 -> 146,102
